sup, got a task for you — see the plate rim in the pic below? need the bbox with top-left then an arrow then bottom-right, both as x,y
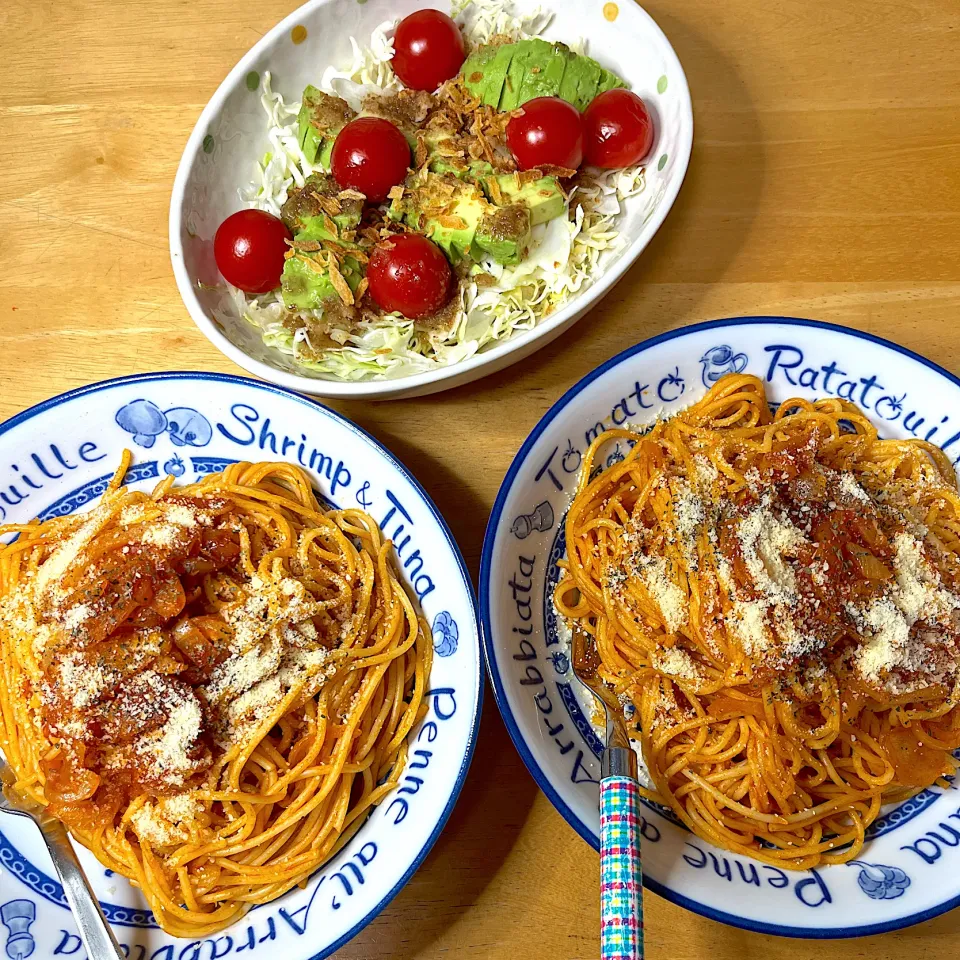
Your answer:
0,369 -> 484,959
168,0 -> 695,399
478,315 -> 960,939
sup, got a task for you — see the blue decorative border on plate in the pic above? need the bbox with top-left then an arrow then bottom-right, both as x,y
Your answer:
0,371 -> 483,960
479,316 -> 960,940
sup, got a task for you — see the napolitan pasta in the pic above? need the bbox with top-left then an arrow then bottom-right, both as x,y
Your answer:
556,373 -> 960,868
0,454 -> 431,936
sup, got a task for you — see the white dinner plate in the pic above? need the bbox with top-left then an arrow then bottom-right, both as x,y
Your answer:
0,372 -> 481,958
480,317 -> 960,938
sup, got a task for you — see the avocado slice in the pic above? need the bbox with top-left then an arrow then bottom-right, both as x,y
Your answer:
461,44 -> 501,98
281,251 -> 364,311
573,56 -> 603,112
596,68 -> 627,96
473,204 -> 532,266
558,51 -> 586,109
429,157 -> 494,181
486,173 -> 565,226
466,42 -> 516,107
518,40 -> 570,104
317,138 -> 334,170
500,40 -> 537,112
298,86 -> 355,165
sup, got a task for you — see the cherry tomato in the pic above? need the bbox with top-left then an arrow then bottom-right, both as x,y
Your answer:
213,209 -> 291,294
392,9 -> 466,91
506,96 -> 584,171
366,234 -> 452,319
582,89 -> 654,168
331,117 -> 411,203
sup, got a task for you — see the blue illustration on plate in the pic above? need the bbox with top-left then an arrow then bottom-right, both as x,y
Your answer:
605,443 -> 624,468
115,400 -> 167,447
162,454 -> 186,478
511,501 -> 554,539
561,441 -> 581,474
848,861 -> 911,900
0,899 -> 35,959
115,401 -> 212,449
432,611 -> 458,657
549,651 -> 570,675
700,345 -> 748,387
164,407 -> 213,447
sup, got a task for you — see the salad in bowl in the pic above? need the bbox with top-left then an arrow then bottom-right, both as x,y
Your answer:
172,0 -> 692,397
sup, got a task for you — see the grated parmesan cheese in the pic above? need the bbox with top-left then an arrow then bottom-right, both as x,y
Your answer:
638,556 -> 687,632
652,646 -> 700,680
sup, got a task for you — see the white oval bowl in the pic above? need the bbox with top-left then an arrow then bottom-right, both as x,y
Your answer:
0,372 -> 481,958
480,317 -> 960,938
169,0 -> 693,400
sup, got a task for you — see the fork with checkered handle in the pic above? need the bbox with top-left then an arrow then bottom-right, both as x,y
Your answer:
600,746 -> 644,960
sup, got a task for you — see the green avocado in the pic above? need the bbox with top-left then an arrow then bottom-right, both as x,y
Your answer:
517,40 -> 570,104
413,182 -> 488,263
574,56 -> 603,112
280,251 -> 364,311
500,40 -> 537,112
298,86 -> 355,165
470,43 -> 516,107
317,138 -> 334,170
558,52 -> 586,109
280,174 -> 363,235
487,173 -> 565,226
596,68 -> 627,96
461,44 -> 501,99
429,157 -> 494,181
472,204 -> 532,265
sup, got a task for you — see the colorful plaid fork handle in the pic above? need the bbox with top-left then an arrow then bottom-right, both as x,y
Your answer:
600,773 -> 644,960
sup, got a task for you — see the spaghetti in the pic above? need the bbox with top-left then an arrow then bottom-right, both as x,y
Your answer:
0,454 -> 431,936
555,373 -> 960,868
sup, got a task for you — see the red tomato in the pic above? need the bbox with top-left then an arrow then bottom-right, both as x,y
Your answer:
367,234 -> 452,319
331,117 -> 411,203
213,209 -> 291,294
392,9 -> 466,91
582,89 -> 654,168
506,96 -> 584,171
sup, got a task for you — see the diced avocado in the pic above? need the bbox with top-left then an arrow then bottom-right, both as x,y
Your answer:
500,40 -> 538,112
298,86 -> 355,165
472,204 -> 532,266
408,182 -> 488,264
596,68 -> 627,96
281,252 -> 363,311
429,157 -> 494,181
280,174 -> 363,235
574,56 -> 603,112
486,173 -> 565,226
518,40 -> 570,104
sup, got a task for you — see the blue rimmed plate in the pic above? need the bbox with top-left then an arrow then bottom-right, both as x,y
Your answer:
0,372 -> 481,958
480,317 -> 960,938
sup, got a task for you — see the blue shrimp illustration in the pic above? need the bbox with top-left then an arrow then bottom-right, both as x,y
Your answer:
163,408 -> 212,447
848,861 -> 911,900
432,611 -> 459,657
0,900 -> 35,959
700,345 -> 748,387
115,399 -> 167,448
606,443 -> 624,468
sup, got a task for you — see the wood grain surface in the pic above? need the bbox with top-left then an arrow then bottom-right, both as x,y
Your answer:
2,0 -> 960,956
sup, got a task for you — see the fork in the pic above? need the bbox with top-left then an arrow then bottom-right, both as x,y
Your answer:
0,759 -> 124,959
571,625 -> 644,960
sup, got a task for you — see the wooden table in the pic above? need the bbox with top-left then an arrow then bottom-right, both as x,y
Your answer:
2,0 -> 960,956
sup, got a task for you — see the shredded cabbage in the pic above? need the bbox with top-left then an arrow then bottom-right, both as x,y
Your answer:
228,0 -> 647,381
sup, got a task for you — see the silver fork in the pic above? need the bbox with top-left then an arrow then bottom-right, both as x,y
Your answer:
571,625 -> 645,960
0,758 -> 124,959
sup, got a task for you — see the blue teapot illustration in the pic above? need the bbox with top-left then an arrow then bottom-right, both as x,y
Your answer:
700,345 -> 748,387
512,501 -> 555,540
